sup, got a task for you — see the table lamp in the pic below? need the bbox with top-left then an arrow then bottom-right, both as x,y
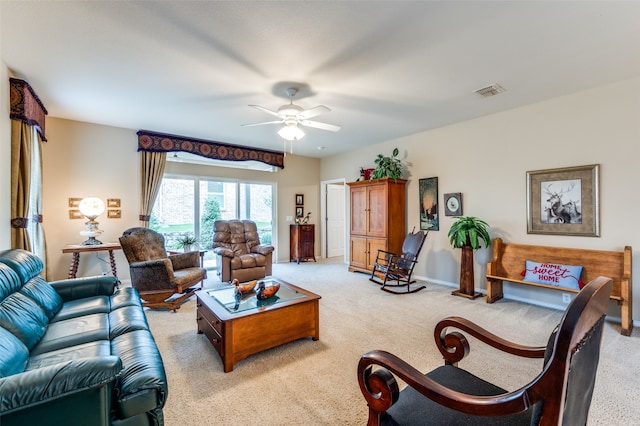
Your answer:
78,197 -> 105,245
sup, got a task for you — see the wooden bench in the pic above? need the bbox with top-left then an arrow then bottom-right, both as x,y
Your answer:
486,237 -> 633,336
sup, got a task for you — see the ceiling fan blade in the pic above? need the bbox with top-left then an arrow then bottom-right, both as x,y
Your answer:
300,120 -> 342,132
241,120 -> 283,127
297,105 -> 331,120
249,105 -> 282,118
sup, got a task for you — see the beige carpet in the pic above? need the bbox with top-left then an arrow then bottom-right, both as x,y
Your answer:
144,257 -> 640,425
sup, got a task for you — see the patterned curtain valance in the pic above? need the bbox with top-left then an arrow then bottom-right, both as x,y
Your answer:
137,130 -> 285,169
9,78 -> 48,141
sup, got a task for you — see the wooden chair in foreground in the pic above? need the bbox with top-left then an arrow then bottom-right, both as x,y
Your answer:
369,230 -> 428,294
358,276 -> 612,425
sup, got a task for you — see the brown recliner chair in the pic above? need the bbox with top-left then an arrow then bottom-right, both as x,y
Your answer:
119,227 -> 207,311
212,220 -> 274,283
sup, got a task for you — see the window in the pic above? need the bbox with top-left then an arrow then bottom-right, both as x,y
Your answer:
151,175 -> 274,269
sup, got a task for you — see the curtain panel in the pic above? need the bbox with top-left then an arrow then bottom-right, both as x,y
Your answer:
136,130 -> 285,169
9,78 -> 48,275
139,151 -> 166,227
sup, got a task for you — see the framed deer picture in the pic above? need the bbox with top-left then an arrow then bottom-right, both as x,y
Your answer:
526,164 -> 599,236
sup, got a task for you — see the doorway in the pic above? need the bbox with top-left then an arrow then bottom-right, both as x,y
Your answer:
320,179 -> 346,260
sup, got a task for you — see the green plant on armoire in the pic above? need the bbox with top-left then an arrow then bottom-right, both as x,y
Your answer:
371,147 -> 404,180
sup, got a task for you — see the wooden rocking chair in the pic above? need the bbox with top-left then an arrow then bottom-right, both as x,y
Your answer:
370,230 -> 427,294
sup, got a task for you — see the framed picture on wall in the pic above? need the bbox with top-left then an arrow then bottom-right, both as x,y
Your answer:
444,193 -> 462,216
419,177 -> 439,231
296,194 -> 304,206
296,206 -> 304,218
526,164 -> 599,236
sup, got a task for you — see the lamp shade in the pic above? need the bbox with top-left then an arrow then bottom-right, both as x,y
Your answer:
78,197 -> 105,219
278,124 -> 305,141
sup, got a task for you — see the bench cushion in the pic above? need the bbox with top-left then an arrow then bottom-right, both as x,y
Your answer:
523,260 -> 583,290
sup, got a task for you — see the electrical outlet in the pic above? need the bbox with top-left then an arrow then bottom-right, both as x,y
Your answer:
562,293 -> 571,304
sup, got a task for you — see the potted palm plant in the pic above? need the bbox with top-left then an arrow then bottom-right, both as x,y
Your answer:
447,216 -> 491,299
371,147 -> 403,180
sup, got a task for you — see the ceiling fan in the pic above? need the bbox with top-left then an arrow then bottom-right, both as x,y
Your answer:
242,88 -> 341,141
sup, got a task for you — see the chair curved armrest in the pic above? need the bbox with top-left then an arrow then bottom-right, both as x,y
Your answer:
169,251 -> 199,269
358,350 -> 534,418
434,316 -> 546,365
253,244 -> 274,255
213,247 -> 234,258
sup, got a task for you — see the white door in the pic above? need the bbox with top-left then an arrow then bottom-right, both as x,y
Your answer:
326,183 -> 345,258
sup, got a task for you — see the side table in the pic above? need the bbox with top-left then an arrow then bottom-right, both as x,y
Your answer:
62,242 -> 122,279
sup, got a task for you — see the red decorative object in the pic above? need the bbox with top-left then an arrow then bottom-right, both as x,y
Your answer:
363,168 -> 375,180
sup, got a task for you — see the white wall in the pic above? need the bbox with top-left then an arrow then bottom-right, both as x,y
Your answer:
43,119 -> 139,280
321,76 -> 640,321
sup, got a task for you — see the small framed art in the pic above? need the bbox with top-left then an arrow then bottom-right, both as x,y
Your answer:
296,194 -> 304,206
444,193 -> 462,216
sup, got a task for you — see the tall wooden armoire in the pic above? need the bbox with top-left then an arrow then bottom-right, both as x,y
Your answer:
347,178 -> 407,273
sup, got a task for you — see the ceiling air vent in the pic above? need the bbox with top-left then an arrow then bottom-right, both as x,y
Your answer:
474,84 -> 506,98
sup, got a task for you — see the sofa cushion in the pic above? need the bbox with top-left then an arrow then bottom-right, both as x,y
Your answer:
30,313 -> 109,355
0,292 -> 49,350
27,340 -> 111,370
0,327 -> 29,377
50,296 -> 111,323
20,277 -> 63,320
109,306 -> 149,338
0,249 -> 44,284
0,264 -> 22,302
110,286 -> 143,310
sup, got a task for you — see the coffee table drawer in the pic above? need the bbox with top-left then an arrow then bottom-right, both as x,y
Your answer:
197,303 -> 223,335
198,312 -> 224,354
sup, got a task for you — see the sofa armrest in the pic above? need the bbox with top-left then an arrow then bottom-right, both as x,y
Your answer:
0,356 -> 122,415
213,247 -> 234,258
253,244 -> 274,256
49,276 -> 119,302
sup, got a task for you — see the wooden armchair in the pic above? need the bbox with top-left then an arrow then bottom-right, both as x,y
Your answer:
119,227 -> 207,311
358,276 -> 612,425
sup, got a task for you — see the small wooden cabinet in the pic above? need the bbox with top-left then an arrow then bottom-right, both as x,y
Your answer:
347,178 -> 407,273
290,224 -> 316,263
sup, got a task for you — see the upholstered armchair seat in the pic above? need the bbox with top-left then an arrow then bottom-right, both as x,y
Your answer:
212,220 -> 274,283
120,227 -> 207,311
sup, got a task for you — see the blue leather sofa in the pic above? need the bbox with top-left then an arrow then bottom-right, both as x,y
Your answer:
0,249 -> 168,426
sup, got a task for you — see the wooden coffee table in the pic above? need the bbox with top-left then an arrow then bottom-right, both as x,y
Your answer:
196,278 -> 321,372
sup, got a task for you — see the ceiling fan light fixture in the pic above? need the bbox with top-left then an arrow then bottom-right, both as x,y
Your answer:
278,124 -> 305,141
